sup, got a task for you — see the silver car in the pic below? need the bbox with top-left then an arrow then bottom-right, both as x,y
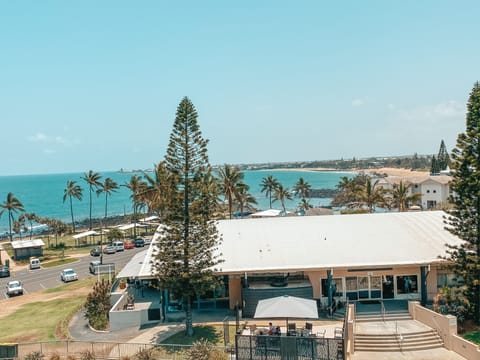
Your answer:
60,268 -> 78,282
7,280 -> 23,296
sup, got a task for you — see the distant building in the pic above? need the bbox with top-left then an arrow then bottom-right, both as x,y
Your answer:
11,239 -> 45,260
377,174 -> 452,210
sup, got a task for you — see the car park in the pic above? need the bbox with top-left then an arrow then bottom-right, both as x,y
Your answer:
124,241 -> 135,249
103,245 -> 116,254
134,238 -> 145,247
60,268 -> 78,282
6,280 -> 23,296
90,247 -> 101,256
0,266 -> 10,278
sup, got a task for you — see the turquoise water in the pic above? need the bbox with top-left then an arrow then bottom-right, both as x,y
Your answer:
0,170 -> 353,232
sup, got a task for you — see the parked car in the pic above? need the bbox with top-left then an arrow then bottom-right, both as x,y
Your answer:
6,280 -> 23,296
89,260 -> 115,275
90,247 -> 102,256
29,257 -> 41,270
144,237 -> 152,246
60,268 -> 78,282
134,238 -> 145,247
124,241 -> 135,250
0,266 -> 10,278
112,241 -> 124,252
103,245 -> 116,254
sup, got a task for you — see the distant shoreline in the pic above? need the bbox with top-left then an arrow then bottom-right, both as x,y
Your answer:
266,167 -> 429,178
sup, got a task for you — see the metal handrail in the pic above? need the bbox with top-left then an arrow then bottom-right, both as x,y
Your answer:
395,321 -> 404,352
380,301 -> 386,322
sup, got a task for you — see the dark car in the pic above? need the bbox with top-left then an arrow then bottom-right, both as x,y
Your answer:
134,238 -> 145,247
90,247 -> 101,256
0,266 -> 10,278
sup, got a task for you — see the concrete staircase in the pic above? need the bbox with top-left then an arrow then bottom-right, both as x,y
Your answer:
355,309 -> 412,322
354,328 -> 444,352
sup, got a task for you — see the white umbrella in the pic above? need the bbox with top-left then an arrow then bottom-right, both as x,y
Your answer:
254,295 -> 318,331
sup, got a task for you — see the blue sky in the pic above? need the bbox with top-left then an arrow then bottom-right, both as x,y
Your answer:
0,1 -> 478,176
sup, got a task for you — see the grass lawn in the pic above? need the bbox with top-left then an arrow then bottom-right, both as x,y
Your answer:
463,330 -> 480,345
0,295 -> 86,343
44,277 -> 97,294
42,257 -> 79,268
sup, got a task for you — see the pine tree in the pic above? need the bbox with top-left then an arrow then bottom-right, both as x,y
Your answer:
437,139 -> 451,171
444,81 -> 480,324
430,155 -> 440,175
153,97 -> 222,336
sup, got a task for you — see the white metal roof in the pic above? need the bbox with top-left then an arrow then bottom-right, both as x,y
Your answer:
120,211 -> 463,278
72,230 -> 99,239
117,249 -> 149,278
140,215 -> 160,222
118,223 -> 147,231
11,239 -> 45,249
251,209 -> 283,217
216,210 -> 463,273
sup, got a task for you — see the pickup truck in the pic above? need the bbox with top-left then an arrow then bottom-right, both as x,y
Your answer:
6,280 -> 23,296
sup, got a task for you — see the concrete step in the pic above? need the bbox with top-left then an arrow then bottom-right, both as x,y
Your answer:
355,310 -> 412,322
355,330 -> 443,352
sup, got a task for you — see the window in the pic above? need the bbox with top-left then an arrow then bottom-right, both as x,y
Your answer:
321,278 -> 343,297
396,275 -> 418,294
437,273 -> 463,288
426,190 -> 430,193
433,190 -> 437,193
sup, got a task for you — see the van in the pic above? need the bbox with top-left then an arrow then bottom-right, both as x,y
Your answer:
112,241 -> 124,252
89,260 -> 115,275
29,258 -> 41,270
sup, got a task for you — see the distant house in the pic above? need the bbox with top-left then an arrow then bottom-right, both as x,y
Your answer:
377,174 -> 452,209
11,239 -> 45,260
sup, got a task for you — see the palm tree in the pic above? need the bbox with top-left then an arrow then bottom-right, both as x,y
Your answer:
124,174 -> 147,238
22,212 -> 38,239
298,198 -> 313,212
81,170 -> 102,229
261,175 -> 280,208
235,183 -> 257,218
294,177 -> 311,199
217,164 -> 244,219
273,184 -> 293,214
97,177 -> 119,219
63,180 -> 83,233
141,162 -> 176,218
0,192 -> 25,241
357,177 -> 388,213
391,181 -> 421,211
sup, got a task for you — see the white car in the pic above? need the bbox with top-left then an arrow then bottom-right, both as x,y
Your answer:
60,268 -> 78,282
6,280 -> 23,296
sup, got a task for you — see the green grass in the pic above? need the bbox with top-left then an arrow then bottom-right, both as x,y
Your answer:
0,296 -> 86,343
41,257 -> 78,268
44,277 -> 97,293
160,325 -> 224,346
463,330 -> 480,344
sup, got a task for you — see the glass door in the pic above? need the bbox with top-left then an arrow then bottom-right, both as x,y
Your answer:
370,276 -> 382,299
358,276 -> 369,299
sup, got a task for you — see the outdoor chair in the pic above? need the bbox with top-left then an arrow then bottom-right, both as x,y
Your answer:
287,323 -> 296,336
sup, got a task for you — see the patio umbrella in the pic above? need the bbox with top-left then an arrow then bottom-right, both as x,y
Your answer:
253,295 -> 318,329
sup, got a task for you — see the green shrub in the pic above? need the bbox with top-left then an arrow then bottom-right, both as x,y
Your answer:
134,348 -> 156,360
24,352 -> 44,360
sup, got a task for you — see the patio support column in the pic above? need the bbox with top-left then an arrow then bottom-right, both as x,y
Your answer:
420,266 -> 428,306
327,269 -> 333,309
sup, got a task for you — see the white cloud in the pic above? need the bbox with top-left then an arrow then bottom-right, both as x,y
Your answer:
27,132 -> 70,146
398,100 -> 464,122
351,98 -> 365,107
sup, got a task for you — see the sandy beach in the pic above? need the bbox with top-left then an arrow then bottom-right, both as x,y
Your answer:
271,167 -> 429,178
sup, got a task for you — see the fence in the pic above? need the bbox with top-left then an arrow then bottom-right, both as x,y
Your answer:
4,340 -> 234,360
235,335 -> 343,360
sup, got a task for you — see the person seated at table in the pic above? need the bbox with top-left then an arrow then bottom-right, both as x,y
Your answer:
276,326 -> 281,336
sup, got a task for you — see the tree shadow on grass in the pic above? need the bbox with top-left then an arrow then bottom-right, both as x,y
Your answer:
158,325 -> 222,353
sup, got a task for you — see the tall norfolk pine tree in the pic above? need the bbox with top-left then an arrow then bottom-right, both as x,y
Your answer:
153,97 -> 222,336
445,82 -> 480,324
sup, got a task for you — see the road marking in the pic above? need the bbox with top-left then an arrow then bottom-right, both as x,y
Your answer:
39,283 -> 46,289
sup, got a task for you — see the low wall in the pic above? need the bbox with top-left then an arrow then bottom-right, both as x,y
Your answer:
409,301 -> 480,360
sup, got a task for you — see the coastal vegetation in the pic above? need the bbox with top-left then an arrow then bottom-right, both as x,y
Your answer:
0,192 -> 25,242
63,180 -> 83,234
444,81 -> 480,325
81,170 -> 102,230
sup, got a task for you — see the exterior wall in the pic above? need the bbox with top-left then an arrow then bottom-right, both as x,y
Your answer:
14,246 -> 43,260
409,301 -> 480,360
419,179 -> 449,208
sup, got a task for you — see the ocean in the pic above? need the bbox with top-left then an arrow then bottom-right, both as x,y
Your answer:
0,169 -> 353,233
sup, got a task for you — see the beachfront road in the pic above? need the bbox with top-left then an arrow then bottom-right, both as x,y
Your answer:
0,247 -> 146,299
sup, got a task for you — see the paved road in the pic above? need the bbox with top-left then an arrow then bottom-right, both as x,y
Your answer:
0,247 -> 146,299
